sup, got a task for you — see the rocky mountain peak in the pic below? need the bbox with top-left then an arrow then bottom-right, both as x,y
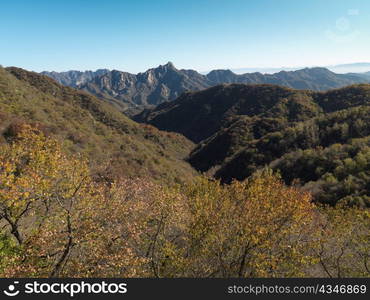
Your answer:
163,61 -> 175,69
42,65 -> 370,113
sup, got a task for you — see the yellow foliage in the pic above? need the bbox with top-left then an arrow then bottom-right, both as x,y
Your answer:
0,126 -> 368,278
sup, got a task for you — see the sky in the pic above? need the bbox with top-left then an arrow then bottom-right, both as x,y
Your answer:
1,0 -> 370,73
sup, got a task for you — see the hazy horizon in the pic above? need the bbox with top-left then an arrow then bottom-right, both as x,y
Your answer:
24,61 -> 370,75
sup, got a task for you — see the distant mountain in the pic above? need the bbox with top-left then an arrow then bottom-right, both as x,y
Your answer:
344,73 -> 367,79
41,64 -> 370,113
326,63 -> 370,74
227,67 -> 301,74
78,62 -> 211,110
41,69 -> 110,87
229,63 -> 370,74
206,67 -> 367,91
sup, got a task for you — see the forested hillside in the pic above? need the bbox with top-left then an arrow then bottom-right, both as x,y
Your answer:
137,83 -> 370,206
216,107 -> 370,206
0,66 -> 196,183
135,84 -> 321,142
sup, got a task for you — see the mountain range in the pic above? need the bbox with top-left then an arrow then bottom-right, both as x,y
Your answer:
4,63 -> 369,206
41,69 -> 110,87
2,65 -> 369,278
42,63 -> 370,114
229,62 -> 370,74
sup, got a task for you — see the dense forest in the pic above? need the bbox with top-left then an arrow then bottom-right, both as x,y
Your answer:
137,83 -> 370,207
216,107 -> 370,206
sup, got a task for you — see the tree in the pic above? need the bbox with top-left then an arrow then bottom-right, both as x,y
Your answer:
0,125 -> 146,277
146,171 -> 318,277
313,205 -> 370,277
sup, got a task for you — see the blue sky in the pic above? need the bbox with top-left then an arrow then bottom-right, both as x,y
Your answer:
1,0 -> 369,73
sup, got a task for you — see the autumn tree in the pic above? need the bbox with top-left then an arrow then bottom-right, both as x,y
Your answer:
0,125 -> 146,277
313,205 -> 370,277
143,171 -> 318,277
